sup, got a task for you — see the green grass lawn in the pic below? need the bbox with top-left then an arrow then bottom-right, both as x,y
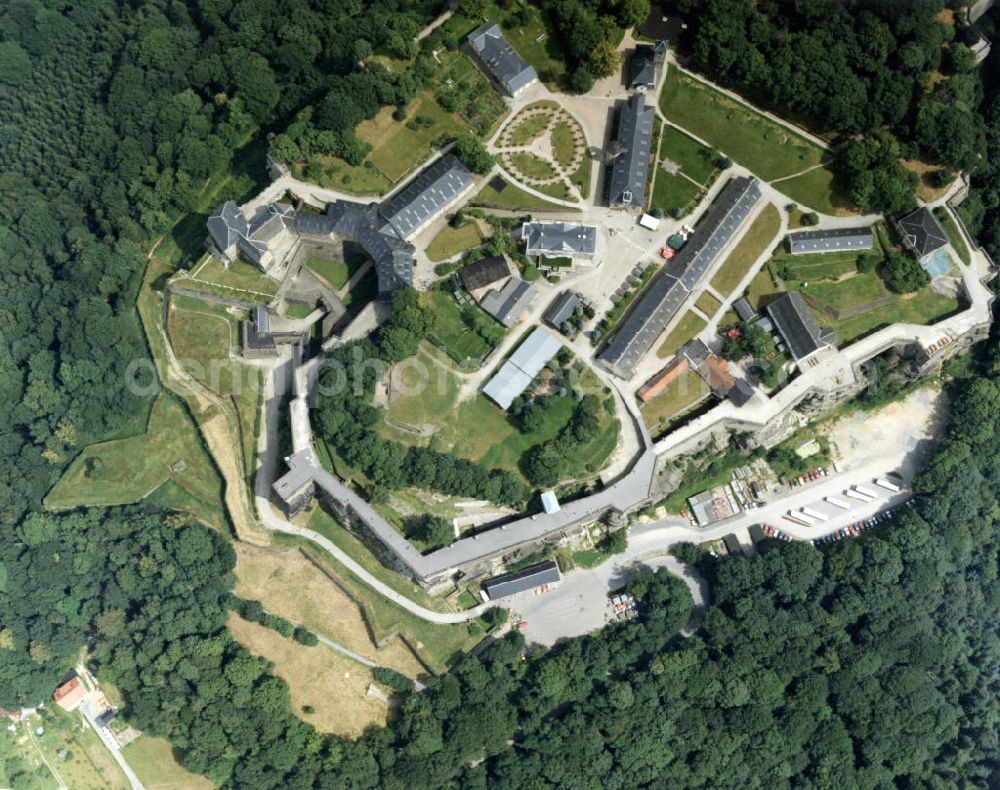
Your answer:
302,157 -> 392,196
694,290 -> 722,317
296,509 -> 487,674
305,256 -> 364,289
650,170 -> 703,216
551,121 -> 578,168
426,221 -> 484,262
709,203 -> 782,298
774,165 -> 855,215
570,152 -> 592,196
382,345 -> 618,479
166,295 -> 261,470
659,125 -> 717,184
782,269 -> 961,345
660,69 -> 826,181
747,266 -> 784,310
510,113 -> 550,145
191,256 -> 280,296
425,291 -> 502,365
777,250 -> 861,282
360,91 -> 467,182
657,312 -> 707,358
174,274 -> 273,304
641,370 -> 711,434
534,180 -> 575,201
45,392 -> 225,524
934,207 -> 972,265
284,302 -> 315,319
510,151 -> 559,180
472,178 -> 576,210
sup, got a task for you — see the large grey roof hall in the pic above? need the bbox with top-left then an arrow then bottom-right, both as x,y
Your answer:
766,291 -> 836,361
598,177 -> 761,377
788,226 -> 874,255
608,94 -> 656,208
522,221 -> 598,257
378,153 -> 475,240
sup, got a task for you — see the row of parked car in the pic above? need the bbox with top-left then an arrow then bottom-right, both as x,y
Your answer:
784,467 -> 831,487
809,500 -> 914,545
760,523 -> 793,541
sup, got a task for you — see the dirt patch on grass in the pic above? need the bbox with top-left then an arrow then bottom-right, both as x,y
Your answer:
198,410 -> 265,543
227,614 -> 388,738
233,543 -> 425,677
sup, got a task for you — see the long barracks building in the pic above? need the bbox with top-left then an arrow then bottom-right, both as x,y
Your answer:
598,176 -> 762,377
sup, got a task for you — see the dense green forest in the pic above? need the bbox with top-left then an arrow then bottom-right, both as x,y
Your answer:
673,0 -> 984,213
0,0 -> 448,528
2,343 -> 1000,786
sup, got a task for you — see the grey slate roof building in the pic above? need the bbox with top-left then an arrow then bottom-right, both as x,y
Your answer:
628,42 -> 667,90
733,297 -> 757,322
482,327 -> 562,409
208,201 -> 294,268
480,277 -> 536,327
765,291 -> 837,362
241,305 -> 306,358
272,450 -> 317,518
681,338 -> 712,366
296,201 -> 416,297
787,226 -> 874,255
608,94 -> 656,208
544,291 -> 580,330
663,176 -> 762,290
214,155 -> 472,297
522,221 -> 598,257
896,207 -> 948,259
727,378 -> 755,407
599,274 -> 688,377
467,21 -> 539,96
598,177 -> 762,377
378,154 -> 475,240
482,560 -> 561,600
459,256 -> 510,292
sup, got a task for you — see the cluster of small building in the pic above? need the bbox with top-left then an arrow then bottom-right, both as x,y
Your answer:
609,592 -> 638,621
599,176 -> 763,378
639,337 -> 755,407
449,218 -> 597,330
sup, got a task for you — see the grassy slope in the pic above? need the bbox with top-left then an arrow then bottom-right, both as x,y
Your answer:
228,613 -> 386,738
641,370 -> 711,433
166,295 -> 261,472
660,69 -> 825,181
426,222 -> 484,262
709,203 -> 782,298
656,312 -> 707,359
122,736 -> 213,790
45,392 -> 226,525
